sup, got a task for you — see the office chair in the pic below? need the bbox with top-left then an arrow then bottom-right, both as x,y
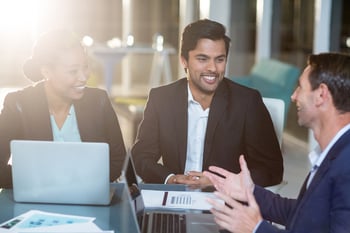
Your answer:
262,97 -> 288,193
262,97 -> 285,148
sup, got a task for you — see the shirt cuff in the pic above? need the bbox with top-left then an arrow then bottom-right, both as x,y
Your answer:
164,173 -> 175,184
253,220 -> 263,233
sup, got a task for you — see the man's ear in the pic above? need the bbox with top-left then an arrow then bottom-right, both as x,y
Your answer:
180,56 -> 188,68
180,56 -> 188,74
316,83 -> 331,106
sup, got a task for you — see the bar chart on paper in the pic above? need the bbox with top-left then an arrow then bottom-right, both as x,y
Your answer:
141,190 -> 223,210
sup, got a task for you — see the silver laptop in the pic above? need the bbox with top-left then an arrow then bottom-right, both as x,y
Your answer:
120,152 -> 220,233
10,140 -> 113,205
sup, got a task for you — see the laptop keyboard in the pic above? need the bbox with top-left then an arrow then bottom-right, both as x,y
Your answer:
141,212 -> 186,233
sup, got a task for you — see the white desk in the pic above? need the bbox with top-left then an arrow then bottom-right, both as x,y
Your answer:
90,45 -> 176,94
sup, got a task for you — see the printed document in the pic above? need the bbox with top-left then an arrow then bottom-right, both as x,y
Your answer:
141,190 -> 223,210
0,210 -> 113,233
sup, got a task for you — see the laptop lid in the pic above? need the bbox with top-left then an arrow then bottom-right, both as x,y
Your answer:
10,140 -> 112,205
120,152 -> 220,233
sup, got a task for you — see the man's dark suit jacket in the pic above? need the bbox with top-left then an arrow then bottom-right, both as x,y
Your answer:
254,128 -> 350,232
0,82 -> 126,188
132,78 -> 283,187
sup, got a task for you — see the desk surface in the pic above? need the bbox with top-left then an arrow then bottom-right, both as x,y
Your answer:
0,183 -> 139,232
0,183 -> 197,233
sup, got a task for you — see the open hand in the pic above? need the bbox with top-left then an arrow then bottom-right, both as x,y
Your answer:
207,186 -> 262,233
203,155 -> 254,202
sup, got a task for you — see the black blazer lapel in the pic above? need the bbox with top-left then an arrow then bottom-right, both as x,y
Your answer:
73,89 -> 103,142
24,83 -> 53,140
174,80 -> 189,171
203,81 -> 229,168
73,98 -> 90,141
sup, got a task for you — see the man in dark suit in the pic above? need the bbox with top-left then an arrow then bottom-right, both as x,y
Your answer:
205,52 -> 350,232
132,19 -> 283,187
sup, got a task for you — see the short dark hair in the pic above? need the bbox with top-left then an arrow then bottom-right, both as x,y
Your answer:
180,19 -> 231,61
308,52 -> 350,113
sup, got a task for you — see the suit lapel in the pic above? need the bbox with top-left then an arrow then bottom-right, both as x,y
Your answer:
202,81 -> 229,167
28,83 -> 53,140
288,150 -> 331,228
73,101 -> 85,140
289,129 -> 350,228
296,172 -> 311,201
303,129 -> 350,200
174,79 -> 229,171
174,80 -> 189,170
73,93 -> 97,142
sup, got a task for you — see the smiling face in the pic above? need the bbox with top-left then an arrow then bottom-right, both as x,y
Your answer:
181,38 -> 227,98
43,46 -> 89,101
291,65 -> 319,128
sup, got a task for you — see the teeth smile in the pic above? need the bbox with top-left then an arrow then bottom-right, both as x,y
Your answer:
203,76 -> 215,81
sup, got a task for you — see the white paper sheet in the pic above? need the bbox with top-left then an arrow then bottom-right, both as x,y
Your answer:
141,190 -> 223,210
0,210 -> 112,233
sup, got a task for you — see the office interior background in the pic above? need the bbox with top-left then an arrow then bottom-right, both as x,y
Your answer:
0,0 -> 349,148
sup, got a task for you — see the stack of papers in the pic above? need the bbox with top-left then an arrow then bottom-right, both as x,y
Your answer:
0,210 -> 113,233
141,190 -> 223,210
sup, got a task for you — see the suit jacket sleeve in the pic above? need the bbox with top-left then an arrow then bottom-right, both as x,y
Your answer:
0,93 -> 24,188
132,88 -> 174,183
0,84 -> 53,188
254,185 -> 297,226
247,186 -> 297,233
102,92 -> 126,181
75,88 -> 126,181
241,91 -> 283,186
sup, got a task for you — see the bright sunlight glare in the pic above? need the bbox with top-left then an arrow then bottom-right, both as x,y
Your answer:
0,0 -> 39,39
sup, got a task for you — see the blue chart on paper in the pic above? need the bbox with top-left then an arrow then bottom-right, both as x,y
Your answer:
18,213 -> 89,228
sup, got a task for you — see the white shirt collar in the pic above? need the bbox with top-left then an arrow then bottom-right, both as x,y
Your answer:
187,84 -> 195,103
309,123 -> 350,168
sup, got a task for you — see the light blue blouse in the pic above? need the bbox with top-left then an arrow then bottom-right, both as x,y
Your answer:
50,105 -> 82,142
